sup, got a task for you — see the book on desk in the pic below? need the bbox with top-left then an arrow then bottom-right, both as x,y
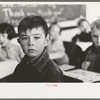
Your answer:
63,69 -> 100,83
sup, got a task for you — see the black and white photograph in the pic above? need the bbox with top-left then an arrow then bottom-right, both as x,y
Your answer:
0,1 -> 100,98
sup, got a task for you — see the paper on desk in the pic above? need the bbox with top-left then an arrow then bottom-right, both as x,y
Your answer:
63,69 -> 100,83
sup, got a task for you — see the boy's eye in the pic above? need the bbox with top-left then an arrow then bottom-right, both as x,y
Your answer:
34,37 -> 40,40
93,35 -> 98,38
21,37 -> 28,40
93,36 -> 98,40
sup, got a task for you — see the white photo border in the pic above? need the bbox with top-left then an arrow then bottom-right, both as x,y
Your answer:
0,1 -> 100,99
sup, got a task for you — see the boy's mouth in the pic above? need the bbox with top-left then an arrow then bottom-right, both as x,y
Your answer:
28,49 -> 36,53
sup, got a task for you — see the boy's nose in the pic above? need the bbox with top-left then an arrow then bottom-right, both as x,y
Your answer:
28,37 -> 34,46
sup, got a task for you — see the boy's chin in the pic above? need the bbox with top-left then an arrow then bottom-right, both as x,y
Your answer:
27,54 -> 39,59
28,55 -> 37,58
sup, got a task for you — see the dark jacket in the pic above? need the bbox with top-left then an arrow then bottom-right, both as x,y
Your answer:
12,49 -> 64,82
72,32 -> 92,42
79,32 -> 92,42
83,44 -> 100,73
63,41 -> 83,68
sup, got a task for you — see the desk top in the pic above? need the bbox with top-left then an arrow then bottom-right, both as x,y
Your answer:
0,60 -> 18,79
49,52 -> 64,60
63,69 -> 100,83
59,64 -> 75,71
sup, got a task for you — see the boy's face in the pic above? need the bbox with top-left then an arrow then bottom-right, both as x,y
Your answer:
0,33 -> 8,47
91,29 -> 100,46
18,27 -> 49,58
50,25 -> 60,40
80,21 -> 91,33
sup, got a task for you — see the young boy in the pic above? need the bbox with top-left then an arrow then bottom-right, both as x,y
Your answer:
72,18 -> 92,42
82,19 -> 100,73
12,15 -> 64,82
48,22 -> 69,65
77,18 -> 92,42
0,23 -> 24,62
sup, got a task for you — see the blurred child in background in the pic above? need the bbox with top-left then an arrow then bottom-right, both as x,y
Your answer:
48,22 -> 69,65
72,18 -> 92,43
0,23 -> 24,62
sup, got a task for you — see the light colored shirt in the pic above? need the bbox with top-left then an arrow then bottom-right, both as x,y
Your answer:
48,37 -> 69,65
0,41 -> 24,62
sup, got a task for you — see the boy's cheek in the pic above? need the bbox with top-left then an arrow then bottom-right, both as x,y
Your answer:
19,41 -> 26,46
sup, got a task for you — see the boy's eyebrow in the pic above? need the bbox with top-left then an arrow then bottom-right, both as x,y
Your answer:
33,33 -> 43,36
20,33 -> 43,37
20,34 -> 27,37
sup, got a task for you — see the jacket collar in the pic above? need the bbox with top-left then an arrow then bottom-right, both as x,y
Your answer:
22,49 -> 49,72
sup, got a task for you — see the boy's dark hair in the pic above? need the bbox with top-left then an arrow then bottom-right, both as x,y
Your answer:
49,21 -> 61,35
0,23 -> 16,40
18,15 -> 49,37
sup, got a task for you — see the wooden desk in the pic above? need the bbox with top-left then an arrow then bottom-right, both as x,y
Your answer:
63,69 -> 100,83
59,64 -> 75,71
49,52 -> 64,60
0,60 -> 18,79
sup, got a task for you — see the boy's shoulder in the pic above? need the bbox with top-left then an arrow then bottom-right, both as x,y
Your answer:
14,55 -> 27,68
44,58 -> 64,82
46,58 -> 63,75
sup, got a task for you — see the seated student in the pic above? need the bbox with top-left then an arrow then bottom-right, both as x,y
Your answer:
63,41 -> 83,68
78,18 -> 92,42
72,18 -> 92,42
48,22 -> 69,65
12,15 -> 63,82
0,23 -> 24,62
81,19 -> 100,73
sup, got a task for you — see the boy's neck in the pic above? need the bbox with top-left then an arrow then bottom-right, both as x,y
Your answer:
28,55 -> 39,63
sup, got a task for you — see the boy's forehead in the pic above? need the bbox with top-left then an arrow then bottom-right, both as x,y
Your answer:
20,27 -> 45,35
91,29 -> 100,36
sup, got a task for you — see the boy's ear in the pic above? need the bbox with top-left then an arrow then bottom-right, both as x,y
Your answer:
45,34 -> 50,47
